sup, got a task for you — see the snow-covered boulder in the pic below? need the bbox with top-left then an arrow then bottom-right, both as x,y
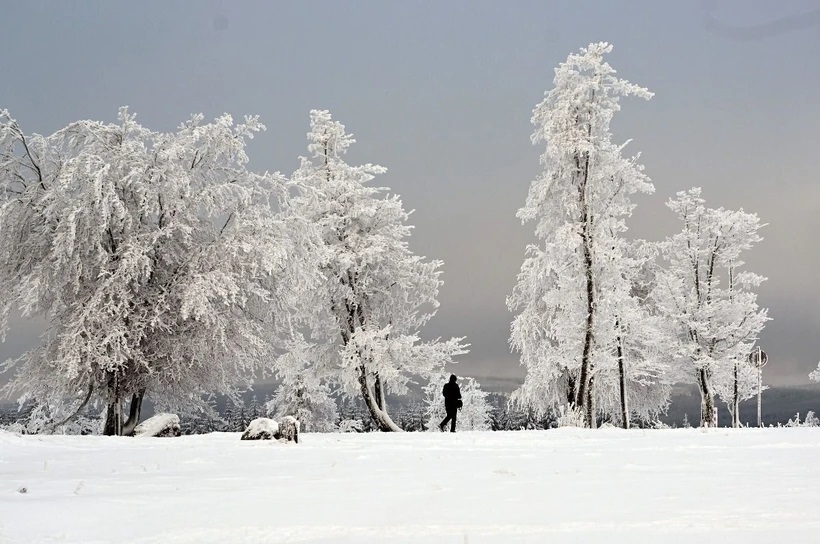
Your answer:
133,413 -> 181,438
241,418 -> 279,440
240,417 -> 299,443
279,415 -> 299,444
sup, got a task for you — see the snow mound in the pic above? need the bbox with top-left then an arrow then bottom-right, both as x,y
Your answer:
0,428 -> 25,443
241,418 -> 279,440
133,413 -> 181,438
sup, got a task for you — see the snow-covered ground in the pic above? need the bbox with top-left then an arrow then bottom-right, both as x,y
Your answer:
2,428 -> 819,543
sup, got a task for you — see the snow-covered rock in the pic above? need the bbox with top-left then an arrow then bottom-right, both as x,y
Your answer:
240,418 -> 279,440
240,417 -> 299,443
278,415 -> 299,443
133,413 -> 181,438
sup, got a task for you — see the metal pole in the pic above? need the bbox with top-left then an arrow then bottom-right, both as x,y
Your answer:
756,347 -> 762,428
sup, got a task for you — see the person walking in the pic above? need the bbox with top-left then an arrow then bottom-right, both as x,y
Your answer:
439,374 -> 462,432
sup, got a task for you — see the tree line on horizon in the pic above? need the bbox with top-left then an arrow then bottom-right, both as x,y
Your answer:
1,42 -> 796,435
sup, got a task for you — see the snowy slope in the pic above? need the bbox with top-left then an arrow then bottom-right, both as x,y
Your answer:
2,428 -> 819,543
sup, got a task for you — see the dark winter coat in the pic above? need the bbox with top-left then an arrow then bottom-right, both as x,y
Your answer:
442,381 -> 462,409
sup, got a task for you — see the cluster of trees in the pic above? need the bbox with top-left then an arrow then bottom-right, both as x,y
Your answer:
508,42 -> 769,429
0,42 -> 773,434
0,107 -> 464,435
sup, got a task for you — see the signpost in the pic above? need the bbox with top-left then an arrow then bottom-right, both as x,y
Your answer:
749,347 -> 768,427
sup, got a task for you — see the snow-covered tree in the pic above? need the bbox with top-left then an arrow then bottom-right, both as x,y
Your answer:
424,375 -> 492,432
0,108 -> 317,435
266,344 -> 339,432
508,43 -> 656,427
597,245 -> 677,428
653,188 -> 768,427
809,363 -> 820,383
286,110 -> 466,432
713,358 -> 759,427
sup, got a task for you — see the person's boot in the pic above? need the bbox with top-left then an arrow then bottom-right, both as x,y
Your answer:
439,422 -> 446,432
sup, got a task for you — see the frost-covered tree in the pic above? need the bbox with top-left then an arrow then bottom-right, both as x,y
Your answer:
714,358 -> 759,428
424,375 -> 492,432
809,363 -> 820,383
0,108 -> 317,435
508,43 -> 655,427
266,344 -> 339,432
287,110 -> 466,432
591,245 -> 675,428
653,188 -> 768,427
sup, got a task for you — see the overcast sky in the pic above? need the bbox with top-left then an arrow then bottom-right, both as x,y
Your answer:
1,1 -> 819,385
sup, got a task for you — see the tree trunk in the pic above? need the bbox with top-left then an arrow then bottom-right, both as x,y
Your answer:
103,373 -> 122,436
616,326 -> 630,430
357,366 -> 403,432
565,372 -> 578,408
586,374 -> 597,429
732,361 -> 739,428
697,367 -> 717,427
374,374 -> 385,411
103,372 -> 146,436
122,389 -> 146,436
575,165 -> 595,427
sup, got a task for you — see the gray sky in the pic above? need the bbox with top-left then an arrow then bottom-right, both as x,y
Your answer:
1,1 -> 818,385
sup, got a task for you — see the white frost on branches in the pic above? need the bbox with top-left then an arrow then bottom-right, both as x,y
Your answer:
0,108 -> 318,434
508,43 -> 665,427
266,342 -> 339,433
652,188 -> 768,427
283,110 -> 467,432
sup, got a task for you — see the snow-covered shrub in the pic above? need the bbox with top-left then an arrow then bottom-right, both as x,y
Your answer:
785,412 -> 820,428
51,415 -> 104,435
338,419 -> 364,433
241,418 -> 279,440
424,375 -> 492,431
0,403 -> 103,435
133,413 -> 181,437
554,404 -> 585,428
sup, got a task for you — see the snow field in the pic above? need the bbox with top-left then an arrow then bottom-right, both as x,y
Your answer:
2,428 -> 820,543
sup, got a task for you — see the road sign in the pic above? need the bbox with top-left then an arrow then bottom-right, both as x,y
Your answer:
749,348 -> 768,368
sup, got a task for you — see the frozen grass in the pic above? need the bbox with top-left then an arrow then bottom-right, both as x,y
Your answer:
2,428 -> 820,543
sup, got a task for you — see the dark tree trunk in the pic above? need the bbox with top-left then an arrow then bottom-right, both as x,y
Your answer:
374,374 -> 385,411
732,362 -> 740,428
103,399 -> 122,436
616,321 -> 630,429
575,147 -> 596,428
565,372 -> 578,408
103,372 -> 122,436
122,389 -> 146,436
357,366 -> 402,432
103,373 -> 146,436
697,367 -> 717,427
586,374 -> 597,429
